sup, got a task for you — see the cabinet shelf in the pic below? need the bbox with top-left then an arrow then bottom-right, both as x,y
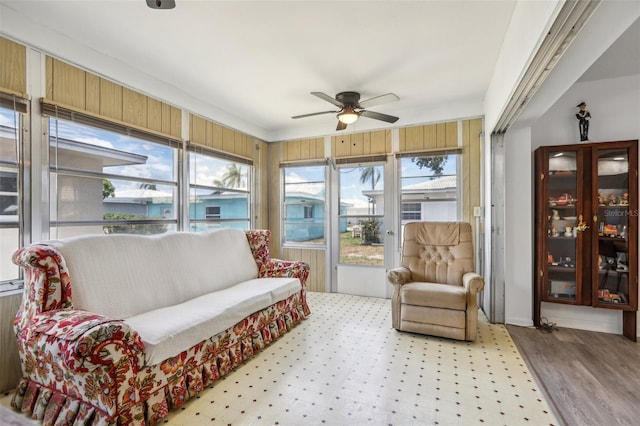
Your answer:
547,204 -> 577,209
549,170 -> 577,175
548,265 -> 576,273
535,140 -> 638,341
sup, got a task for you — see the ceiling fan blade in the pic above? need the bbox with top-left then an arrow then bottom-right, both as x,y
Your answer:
359,93 -> 399,109
311,92 -> 344,108
292,110 -> 338,119
336,121 -> 348,131
360,110 -> 399,123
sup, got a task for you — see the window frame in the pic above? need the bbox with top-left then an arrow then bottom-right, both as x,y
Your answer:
187,146 -> 253,232
396,151 -> 462,244
47,115 -> 181,238
281,163 -> 327,247
0,96 -> 30,291
205,206 -> 221,220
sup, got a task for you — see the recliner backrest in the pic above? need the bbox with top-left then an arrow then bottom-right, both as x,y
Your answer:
401,222 -> 474,285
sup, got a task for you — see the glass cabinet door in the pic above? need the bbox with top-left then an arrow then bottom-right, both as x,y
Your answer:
543,149 -> 583,303
594,147 -> 632,307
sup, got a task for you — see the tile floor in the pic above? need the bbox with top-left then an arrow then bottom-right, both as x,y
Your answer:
1,292 -> 558,425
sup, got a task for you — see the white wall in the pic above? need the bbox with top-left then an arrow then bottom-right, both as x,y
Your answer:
503,73 -> 640,335
484,0 -> 562,133
533,74 -> 640,148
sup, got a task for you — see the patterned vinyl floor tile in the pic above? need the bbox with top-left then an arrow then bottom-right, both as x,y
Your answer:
161,292 -> 557,426
0,292 -> 558,426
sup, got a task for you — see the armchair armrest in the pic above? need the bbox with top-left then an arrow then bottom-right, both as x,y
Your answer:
387,267 -> 412,286
463,272 -> 484,309
29,309 -> 144,374
259,259 -> 310,288
462,272 -> 484,294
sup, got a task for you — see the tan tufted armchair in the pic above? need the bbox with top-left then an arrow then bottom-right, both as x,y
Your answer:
388,222 -> 485,341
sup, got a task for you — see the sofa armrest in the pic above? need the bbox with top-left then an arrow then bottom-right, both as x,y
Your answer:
387,267 -> 412,286
259,259 -> 310,288
245,229 -> 271,269
29,309 -> 144,373
12,244 -> 73,313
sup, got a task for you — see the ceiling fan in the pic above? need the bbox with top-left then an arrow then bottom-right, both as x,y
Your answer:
292,91 -> 399,131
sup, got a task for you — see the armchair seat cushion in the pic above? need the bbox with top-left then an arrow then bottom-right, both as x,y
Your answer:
126,277 -> 300,366
400,282 -> 467,310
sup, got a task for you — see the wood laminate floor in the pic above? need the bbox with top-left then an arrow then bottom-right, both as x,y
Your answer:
507,323 -> 640,426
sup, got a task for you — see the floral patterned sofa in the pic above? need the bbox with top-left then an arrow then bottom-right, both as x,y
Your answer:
10,228 -> 310,425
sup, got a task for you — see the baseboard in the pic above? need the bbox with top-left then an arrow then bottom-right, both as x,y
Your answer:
540,303 -> 623,335
504,316 -> 534,328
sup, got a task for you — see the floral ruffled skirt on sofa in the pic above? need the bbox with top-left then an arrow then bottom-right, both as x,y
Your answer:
10,228 -> 310,425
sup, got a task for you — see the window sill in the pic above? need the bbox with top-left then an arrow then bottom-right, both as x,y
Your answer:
0,280 -> 24,297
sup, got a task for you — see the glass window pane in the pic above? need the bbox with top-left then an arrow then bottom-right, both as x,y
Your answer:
1,106 -> 21,282
339,216 -> 385,266
189,152 -> 251,232
338,165 -> 385,265
50,120 -> 175,181
50,118 -> 178,238
50,224 -> 178,240
283,165 -> 325,244
400,155 -> 458,223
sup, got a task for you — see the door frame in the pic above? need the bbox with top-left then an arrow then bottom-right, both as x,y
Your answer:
329,156 -> 396,297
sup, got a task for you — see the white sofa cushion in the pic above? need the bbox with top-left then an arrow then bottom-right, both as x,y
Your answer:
48,229 -> 259,319
125,276 -> 301,365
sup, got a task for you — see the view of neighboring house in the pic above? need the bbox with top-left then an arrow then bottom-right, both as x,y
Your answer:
361,173 -> 458,225
106,173 -> 457,242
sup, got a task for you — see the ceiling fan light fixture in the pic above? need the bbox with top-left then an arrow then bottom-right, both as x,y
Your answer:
146,0 -> 176,9
337,111 -> 359,124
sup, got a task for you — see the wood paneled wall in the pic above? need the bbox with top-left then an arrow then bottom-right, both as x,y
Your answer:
267,142 -> 284,259
0,37 -> 27,97
0,294 -> 22,393
189,114 -> 255,160
281,137 -> 325,161
45,57 -> 181,139
332,130 -> 390,158
253,139 -> 269,230
399,120 -> 458,151
462,118 -> 483,246
282,247 -> 326,293
267,140 -> 328,293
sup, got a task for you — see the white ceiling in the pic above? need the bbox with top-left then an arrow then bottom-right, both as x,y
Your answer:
1,0 -> 522,141
578,17 -> 640,83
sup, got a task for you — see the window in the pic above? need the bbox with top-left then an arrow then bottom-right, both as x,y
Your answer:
303,205 -> 313,220
188,149 -> 251,232
399,154 -> 459,226
0,102 -> 26,285
49,118 -> 179,238
205,206 -> 221,219
401,202 -> 422,221
282,165 -> 325,244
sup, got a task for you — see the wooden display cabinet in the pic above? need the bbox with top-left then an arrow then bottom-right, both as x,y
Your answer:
534,140 -> 638,341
